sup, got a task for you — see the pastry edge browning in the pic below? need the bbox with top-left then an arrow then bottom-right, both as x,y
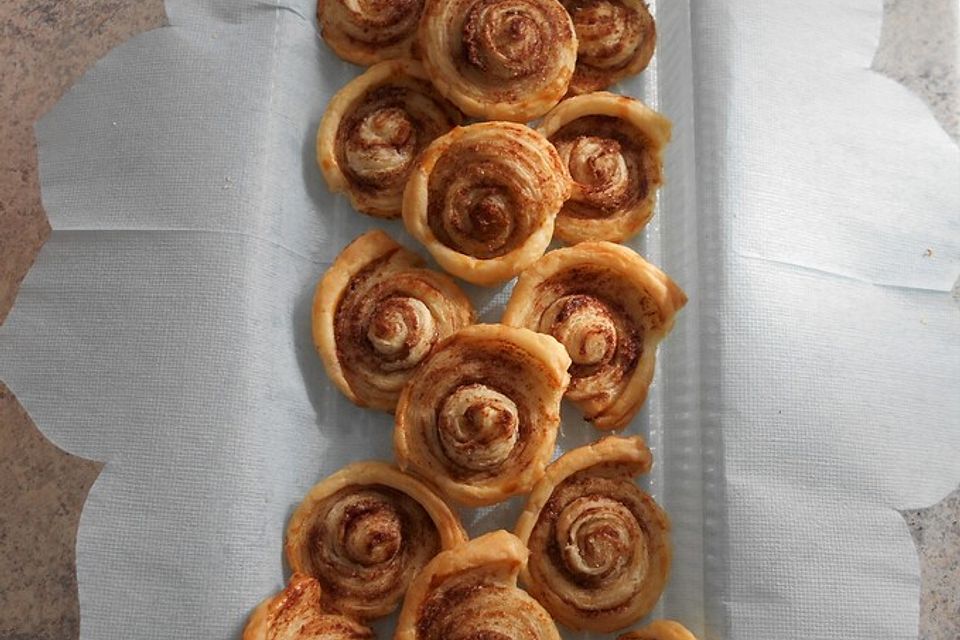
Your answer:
402,122 -> 570,286
394,530 -> 562,640
538,91 -> 672,244
284,461 -> 467,619
618,619 -> 699,640
514,435 -> 671,632
503,241 -> 686,430
394,324 -> 572,506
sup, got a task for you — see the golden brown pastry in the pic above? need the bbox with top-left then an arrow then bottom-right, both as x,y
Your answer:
317,60 -> 462,219
317,0 -> 424,66
403,122 -> 571,285
562,0 -> 657,94
394,324 -> 571,506
313,230 -> 475,412
538,92 -> 671,244
394,530 -> 561,640
243,573 -> 374,640
417,0 -> 578,122
515,436 -> 671,632
619,620 -> 699,640
502,242 -> 685,430
285,461 -> 466,620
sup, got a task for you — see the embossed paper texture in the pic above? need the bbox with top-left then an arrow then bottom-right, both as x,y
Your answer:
0,0 -> 957,639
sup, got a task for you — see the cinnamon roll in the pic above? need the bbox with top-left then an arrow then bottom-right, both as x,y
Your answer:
395,530 -> 561,640
403,122 -> 571,285
562,0 -> 657,94
243,573 -> 374,640
285,461 -> 466,620
538,92 -> 671,244
394,324 -> 571,506
515,436 -> 671,632
318,60 -> 462,219
317,0 -> 424,66
418,0 -> 578,122
502,242 -> 685,430
313,230 -> 475,412
619,620 -> 699,640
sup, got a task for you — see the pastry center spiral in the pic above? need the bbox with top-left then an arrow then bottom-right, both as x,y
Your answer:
344,107 -> 417,183
367,296 -> 437,370
325,491 -> 405,568
570,1 -> 640,69
343,0 -> 420,29
568,136 -> 630,204
443,175 -> 518,253
438,383 -> 520,471
542,295 -> 617,367
462,0 -> 546,79
555,495 -> 647,585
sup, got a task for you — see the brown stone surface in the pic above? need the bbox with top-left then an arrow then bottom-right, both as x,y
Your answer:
0,1 -> 956,638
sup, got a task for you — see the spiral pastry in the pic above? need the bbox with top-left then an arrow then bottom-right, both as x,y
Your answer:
394,324 -> 571,506
502,242 -> 685,430
317,0 -> 424,66
515,436 -> 671,632
418,0 -> 578,122
243,573 -> 375,640
619,620 -> 699,640
313,230 -> 475,412
395,530 -> 561,640
317,60 -> 462,218
285,461 -> 466,620
317,60 -> 462,219
538,92 -> 671,243
403,122 -> 571,285
562,0 -> 657,94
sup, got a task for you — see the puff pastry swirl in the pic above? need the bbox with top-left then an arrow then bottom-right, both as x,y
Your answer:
515,436 -> 671,632
418,0 -> 578,121
317,0 -> 424,66
502,242 -> 685,430
403,122 -> 571,285
285,461 -> 466,620
243,573 -> 374,640
395,530 -> 561,640
313,230 -> 475,412
562,0 -> 656,94
318,60 -> 462,219
539,92 -> 671,243
394,324 -> 571,506
619,620 -> 699,640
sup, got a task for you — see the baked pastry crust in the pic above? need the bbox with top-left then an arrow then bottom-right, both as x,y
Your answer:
394,324 -> 571,506
313,230 -> 475,412
285,461 -> 466,620
394,530 -> 561,640
243,573 -> 374,640
402,122 -> 571,285
619,620 -> 699,640
514,436 -> 671,632
562,0 -> 656,94
317,0 -> 424,66
502,242 -> 685,429
417,0 -> 578,121
538,91 -> 671,243
317,60 -> 462,219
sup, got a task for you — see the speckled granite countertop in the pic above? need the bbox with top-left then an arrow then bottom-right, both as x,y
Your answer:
0,1 -> 956,638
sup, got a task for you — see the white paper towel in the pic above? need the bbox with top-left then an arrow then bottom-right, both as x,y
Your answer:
0,0 -> 957,638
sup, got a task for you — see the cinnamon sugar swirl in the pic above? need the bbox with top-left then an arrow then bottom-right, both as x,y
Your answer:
503,242 -> 685,430
515,436 -> 671,632
318,60 -> 462,219
285,461 -> 465,620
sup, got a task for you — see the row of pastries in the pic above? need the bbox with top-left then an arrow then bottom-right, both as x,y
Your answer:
245,0 -> 698,638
